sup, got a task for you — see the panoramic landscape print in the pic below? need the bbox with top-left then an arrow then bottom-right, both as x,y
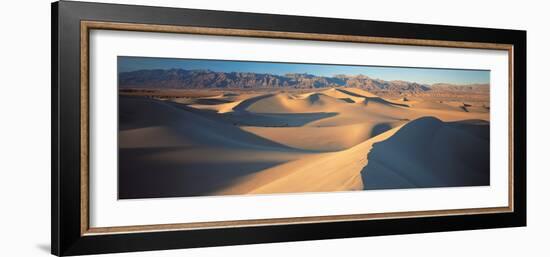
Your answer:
118,56 -> 490,199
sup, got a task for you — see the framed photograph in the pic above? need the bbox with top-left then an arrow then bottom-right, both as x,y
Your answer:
52,1 -> 526,256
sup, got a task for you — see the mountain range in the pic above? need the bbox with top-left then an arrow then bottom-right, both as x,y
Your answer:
118,68 -> 488,93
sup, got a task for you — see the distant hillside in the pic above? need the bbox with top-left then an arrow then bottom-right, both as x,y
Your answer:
119,68 -> 487,93
430,83 -> 490,92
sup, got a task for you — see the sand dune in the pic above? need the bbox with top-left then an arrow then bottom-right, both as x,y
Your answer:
215,125 -> 403,195
214,88 -> 412,151
313,88 -> 365,103
217,117 -> 489,194
189,100 -> 245,113
118,96 -> 315,198
241,121 -> 401,152
118,87 -> 490,198
361,117 -> 490,189
120,96 -> 301,150
237,92 -> 351,113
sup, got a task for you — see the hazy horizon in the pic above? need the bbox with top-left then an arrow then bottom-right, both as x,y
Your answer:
118,56 -> 490,86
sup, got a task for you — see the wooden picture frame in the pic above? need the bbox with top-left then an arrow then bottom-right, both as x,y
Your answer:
52,1 -> 526,256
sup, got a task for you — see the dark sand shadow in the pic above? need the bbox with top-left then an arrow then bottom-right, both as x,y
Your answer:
165,97 -> 339,127
118,146 -> 288,199
361,117 -> 490,190
193,98 -> 233,105
336,88 -> 409,107
363,97 -> 409,107
218,112 -> 339,127
232,93 -> 276,112
339,97 -> 356,103
371,123 -> 392,137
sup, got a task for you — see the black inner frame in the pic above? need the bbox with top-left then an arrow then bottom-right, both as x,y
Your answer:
52,1 -> 526,256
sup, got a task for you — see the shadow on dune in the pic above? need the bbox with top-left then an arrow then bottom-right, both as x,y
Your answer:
193,98 -> 233,105
361,116 -> 489,190
118,146 -> 287,198
336,88 -> 409,107
371,123 -> 392,137
218,112 -> 338,127
165,96 -> 339,127
339,98 -> 356,103
362,97 -> 408,108
233,93 -> 276,112
334,88 -> 370,98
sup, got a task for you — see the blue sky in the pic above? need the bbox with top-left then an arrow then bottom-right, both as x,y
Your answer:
118,56 -> 489,85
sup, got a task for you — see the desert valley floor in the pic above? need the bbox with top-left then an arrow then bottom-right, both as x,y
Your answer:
118,87 -> 490,199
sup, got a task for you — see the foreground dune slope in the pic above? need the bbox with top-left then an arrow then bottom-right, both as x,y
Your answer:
215,125 -> 403,195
